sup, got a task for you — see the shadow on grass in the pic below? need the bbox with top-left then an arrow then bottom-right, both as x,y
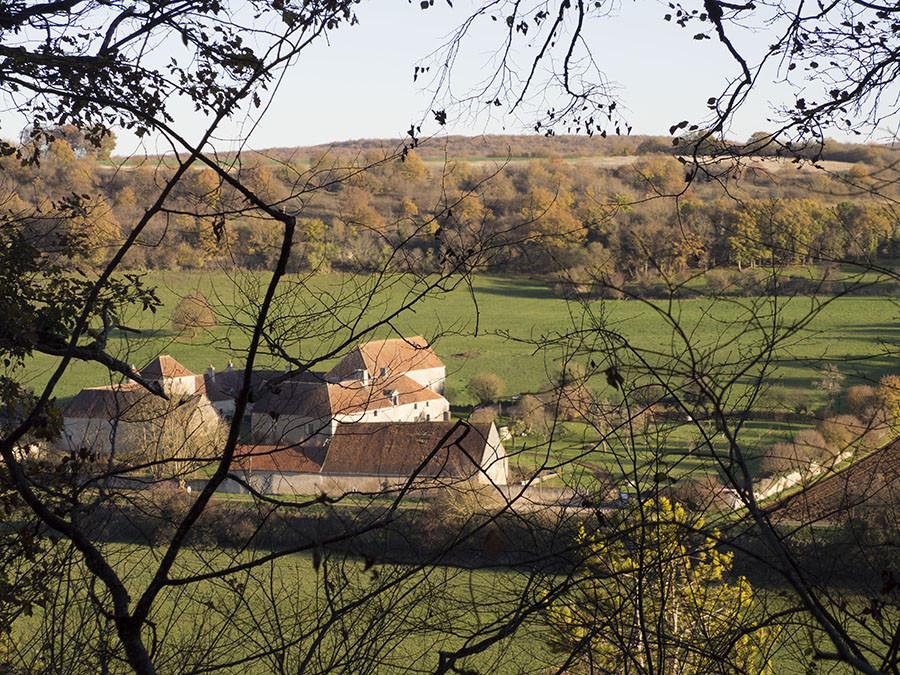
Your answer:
774,357 -> 896,389
111,327 -> 178,340
831,322 -> 900,337
472,277 -> 559,301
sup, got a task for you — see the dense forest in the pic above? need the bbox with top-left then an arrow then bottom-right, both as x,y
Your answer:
5,129 -> 900,286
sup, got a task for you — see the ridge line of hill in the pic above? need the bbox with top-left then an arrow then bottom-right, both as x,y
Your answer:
109,133 -> 900,164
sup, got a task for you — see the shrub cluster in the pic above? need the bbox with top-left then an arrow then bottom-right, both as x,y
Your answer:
171,292 -> 217,336
758,374 -> 897,476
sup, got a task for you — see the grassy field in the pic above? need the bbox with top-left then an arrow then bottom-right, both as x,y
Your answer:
8,542 -> 870,673
12,271 -> 894,671
10,544 -> 553,673
20,270 -> 896,483
22,271 -> 899,407
506,417 -> 809,486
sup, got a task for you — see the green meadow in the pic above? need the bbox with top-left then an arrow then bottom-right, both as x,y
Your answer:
7,543 -> 867,674
24,271 -> 899,407
12,272 -> 894,671
22,270 -> 897,482
9,544 -> 553,673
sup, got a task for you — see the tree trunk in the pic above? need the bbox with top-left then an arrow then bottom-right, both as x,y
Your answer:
117,618 -> 156,675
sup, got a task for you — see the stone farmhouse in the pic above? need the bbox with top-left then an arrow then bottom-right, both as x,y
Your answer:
250,336 -> 450,446
62,355 -> 218,454
327,336 -> 446,393
202,362 -> 281,420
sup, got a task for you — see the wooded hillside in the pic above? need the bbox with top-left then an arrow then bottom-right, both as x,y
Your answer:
4,132 -> 899,281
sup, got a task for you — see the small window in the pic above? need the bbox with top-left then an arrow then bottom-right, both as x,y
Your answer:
373,410 -> 378,417
414,403 -> 418,410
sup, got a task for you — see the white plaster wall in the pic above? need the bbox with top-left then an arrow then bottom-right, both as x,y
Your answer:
215,471 -> 507,497
252,472 -> 456,496
61,418 -> 161,455
163,375 -> 197,397
193,397 -> 220,429
333,397 -> 449,425
479,423 -> 509,486
211,399 -> 236,419
232,470 -> 327,495
62,418 -> 113,452
405,367 -> 446,393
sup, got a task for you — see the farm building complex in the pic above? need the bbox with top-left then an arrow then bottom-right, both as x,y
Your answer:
61,337 -> 508,492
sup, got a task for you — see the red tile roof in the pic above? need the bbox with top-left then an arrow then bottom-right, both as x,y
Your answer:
233,444 -> 326,473
328,336 -> 444,381
254,380 -> 333,419
64,385 -> 156,421
321,421 -> 495,479
140,355 -> 194,380
252,373 -> 444,418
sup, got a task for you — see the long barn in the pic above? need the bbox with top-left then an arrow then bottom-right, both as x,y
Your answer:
230,420 -> 509,495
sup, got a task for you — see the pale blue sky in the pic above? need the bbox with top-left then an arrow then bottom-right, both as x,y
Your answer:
1,2 -> 872,156
183,1 -> 784,153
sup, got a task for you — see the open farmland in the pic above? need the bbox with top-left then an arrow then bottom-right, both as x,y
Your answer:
6,0 -> 900,669
7,541 -> 879,674
24,271 -> 899,407
21,270 -> 898,484
8,544 -> 554,673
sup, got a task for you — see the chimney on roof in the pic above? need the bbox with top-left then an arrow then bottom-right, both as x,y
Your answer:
379,366 -> 388,379
285,363 -> 291,374
207,365 -> 215,382
388,389 -> 399,406
356,369 -> 370,386
226,360 -> 233,373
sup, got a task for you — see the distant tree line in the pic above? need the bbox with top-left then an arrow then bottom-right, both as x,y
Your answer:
219,133 -> 900,167
2,132 -> 898,279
